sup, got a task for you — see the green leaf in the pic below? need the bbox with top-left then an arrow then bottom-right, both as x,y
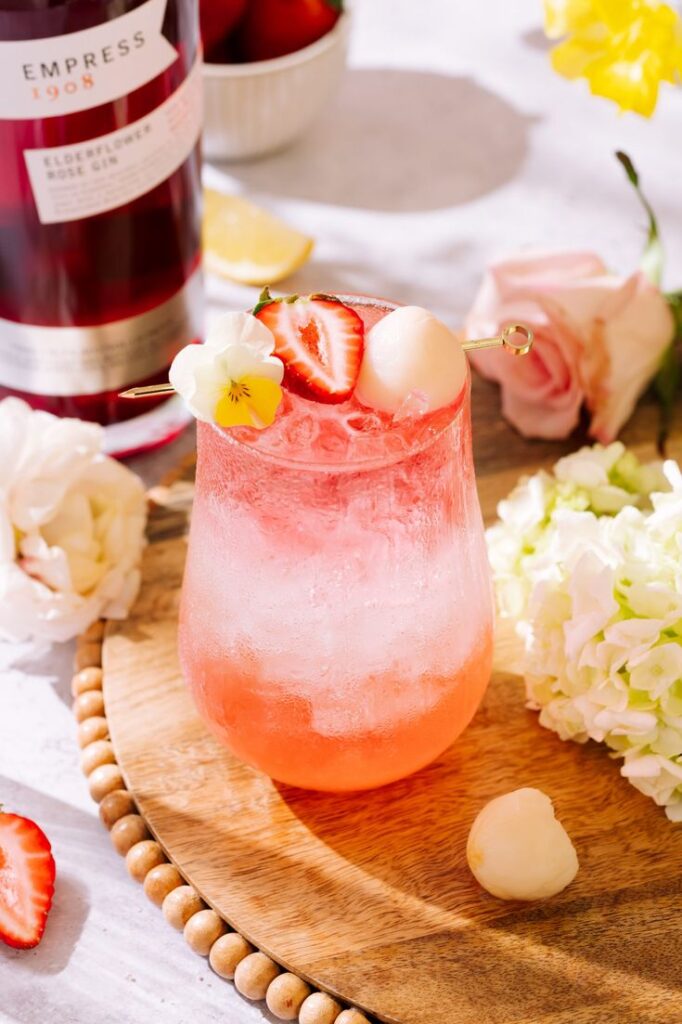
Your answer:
655,342 -> 679,455
655,290 -> 682,454
615,150 -> 663,286
665,289 -> 682,332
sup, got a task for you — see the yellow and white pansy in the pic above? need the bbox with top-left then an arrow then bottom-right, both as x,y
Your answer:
169,313 -> 284,429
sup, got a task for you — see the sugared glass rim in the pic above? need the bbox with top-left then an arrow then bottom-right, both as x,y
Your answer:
206,294 -> 470,473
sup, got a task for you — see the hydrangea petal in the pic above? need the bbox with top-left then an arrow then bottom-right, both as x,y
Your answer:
488,441 -> 682,821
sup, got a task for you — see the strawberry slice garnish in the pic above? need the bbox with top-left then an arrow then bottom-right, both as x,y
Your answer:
0,812 -> 56,950
254,291 -> 364,403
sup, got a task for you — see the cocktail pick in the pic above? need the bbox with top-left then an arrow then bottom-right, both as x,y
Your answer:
118,323 -> 533,399
119,382 -> 176,398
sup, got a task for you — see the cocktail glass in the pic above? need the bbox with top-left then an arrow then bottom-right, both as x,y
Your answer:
178,296 -> 494,791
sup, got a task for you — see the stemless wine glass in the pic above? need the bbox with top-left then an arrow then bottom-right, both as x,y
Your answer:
178,296 -> 494,791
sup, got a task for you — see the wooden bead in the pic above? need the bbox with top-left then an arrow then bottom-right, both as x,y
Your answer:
82,620 -> 105,643
335,1012 -> 370,1024
234,951 -> 280,1001
162,885 -> 205,930
75,641 -> 102,671
183,909 -> 226,955
99,789 -> 135,829
80,739 -> 116,776
110,814 -> 150,856
298,992 -> 342,1024
143,863 -> 183,906
71,666 -> 103,697
125,839 -> 165,882
73,690 -> 105,722
266,973 -> 311,1020
88,763 -> 124,802
77,716 -> 109,749
208,932 -> 253,979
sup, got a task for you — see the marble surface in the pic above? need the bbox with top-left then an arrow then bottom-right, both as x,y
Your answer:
2,1 -> 681,1021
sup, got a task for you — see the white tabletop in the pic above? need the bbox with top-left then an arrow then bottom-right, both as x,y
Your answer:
2,2 -> 681,1021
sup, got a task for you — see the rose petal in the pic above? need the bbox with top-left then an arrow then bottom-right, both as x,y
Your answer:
464,252 -> 671,444
0,397 -> 146,644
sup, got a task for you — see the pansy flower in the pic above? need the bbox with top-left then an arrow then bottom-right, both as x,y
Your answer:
169,312 -> 284,429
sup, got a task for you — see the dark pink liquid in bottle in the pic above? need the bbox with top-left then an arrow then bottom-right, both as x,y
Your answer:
0,0 -> 202,455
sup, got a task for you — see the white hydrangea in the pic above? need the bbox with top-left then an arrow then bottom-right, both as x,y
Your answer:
0,398 -> 147,644
488,441 -> 682,821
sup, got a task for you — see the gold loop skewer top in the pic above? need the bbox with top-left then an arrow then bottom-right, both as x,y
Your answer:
119,323 -> 534,399
461,323 -> 534,356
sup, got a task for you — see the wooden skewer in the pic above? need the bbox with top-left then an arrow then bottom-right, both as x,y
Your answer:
118,324 -> 534,399
119,382 -> 177,399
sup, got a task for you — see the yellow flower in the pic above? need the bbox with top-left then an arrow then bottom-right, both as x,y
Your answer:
544,0 -> 596,39
543,0 -> 682,116
169,312 -> 284,431
214,374 -> 283,429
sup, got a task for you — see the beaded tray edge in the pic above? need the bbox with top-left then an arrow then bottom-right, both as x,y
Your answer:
71,624 -> 374,1024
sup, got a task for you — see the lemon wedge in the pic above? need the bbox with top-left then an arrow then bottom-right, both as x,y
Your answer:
203,190 -> 314,287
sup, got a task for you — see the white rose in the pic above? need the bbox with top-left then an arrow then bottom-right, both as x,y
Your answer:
0,398 -> 146,644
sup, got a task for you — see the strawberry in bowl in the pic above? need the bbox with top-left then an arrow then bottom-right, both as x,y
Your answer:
201,1 -> 349,160
199,0 -> 247,57
237,0 -> 342,61
0,811 -> 56,950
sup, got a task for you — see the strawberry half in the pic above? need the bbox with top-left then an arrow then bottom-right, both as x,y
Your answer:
0,812 -> 56,950
255,291 -> 364,403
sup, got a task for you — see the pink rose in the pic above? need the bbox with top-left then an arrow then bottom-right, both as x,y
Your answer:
465,251 -> 675,442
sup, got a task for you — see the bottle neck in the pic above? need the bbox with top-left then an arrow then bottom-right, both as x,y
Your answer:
0,0 -> 156,43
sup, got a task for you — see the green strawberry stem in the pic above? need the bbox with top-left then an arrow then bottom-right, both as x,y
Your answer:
252,287 -> 274,315
253,289 -> 345,316
253,287 -> 299,315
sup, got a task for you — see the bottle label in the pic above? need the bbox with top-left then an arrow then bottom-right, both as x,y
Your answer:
0,0 -> 177,121
24,54 -> 202,225
0,268 -> 203,396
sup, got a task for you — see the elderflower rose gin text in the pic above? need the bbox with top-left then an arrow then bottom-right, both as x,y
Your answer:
179,298 -> 493,791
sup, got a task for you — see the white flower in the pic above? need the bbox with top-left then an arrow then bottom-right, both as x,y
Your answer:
563,552 -> 618,663
554,442 -> 669,507
628,644 -> 682,700
488,441 -> 682,821
554,441 -> 625,488
0,398 -> 146,644
169,312 -> 284,429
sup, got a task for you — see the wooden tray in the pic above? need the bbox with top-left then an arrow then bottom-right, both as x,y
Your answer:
99,382 -> 682,1024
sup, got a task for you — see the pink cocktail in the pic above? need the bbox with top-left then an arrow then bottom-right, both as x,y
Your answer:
179,296 -> 493,791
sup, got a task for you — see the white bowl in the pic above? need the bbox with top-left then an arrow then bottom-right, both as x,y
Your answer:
202,13 -> 350,162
